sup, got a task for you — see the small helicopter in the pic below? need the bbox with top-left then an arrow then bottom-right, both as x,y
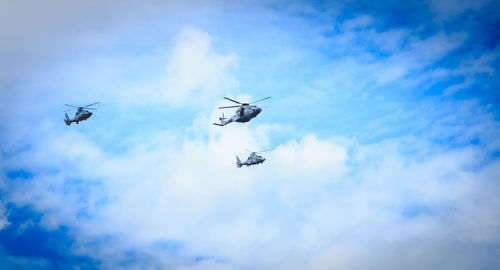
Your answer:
63,102 -> 100,126
236,150 -> 272,168
213,96 -> 271,126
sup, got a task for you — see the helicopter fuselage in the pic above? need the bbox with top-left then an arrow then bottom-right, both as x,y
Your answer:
213,96 -> 269,126
74,109 -> 92,121
65,109 -> 92,125
64,102 -> 99,126
234,105 -> 262,123
236,152 -> 266,167
215,105 -> 262,126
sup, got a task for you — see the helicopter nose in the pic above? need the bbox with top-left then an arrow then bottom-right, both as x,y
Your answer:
89,112 -> 92,116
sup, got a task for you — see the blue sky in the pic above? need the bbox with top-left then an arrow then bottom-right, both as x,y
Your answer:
1,0 -> 500,269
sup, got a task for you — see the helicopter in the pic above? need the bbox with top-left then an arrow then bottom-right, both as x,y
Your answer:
213,96 -> 271,126
63,102 -> 100,126
236,150 -> 272,168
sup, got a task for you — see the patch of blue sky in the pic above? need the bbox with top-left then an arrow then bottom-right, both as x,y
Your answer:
0,203 -> 184,268
339,0 -> 435,29
5,170 -> 33,180
71,105 -> 193,153
400,203 -> 437,219
114,250 -> 156,268
204,19 -> 495,146
0,135 -> 31,159
0,205 -> 100,269
0,1 -> 495,183
2,0 -> 487,150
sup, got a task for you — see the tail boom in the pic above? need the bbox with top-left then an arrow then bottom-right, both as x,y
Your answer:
213,113 -> 232,126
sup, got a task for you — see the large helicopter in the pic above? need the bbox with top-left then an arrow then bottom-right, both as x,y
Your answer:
63,102 -> 99,126
236,150 -> 272,168
213,96 -> 271,126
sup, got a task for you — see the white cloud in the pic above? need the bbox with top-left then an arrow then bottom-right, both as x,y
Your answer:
2,107 -> 500,269
83,27 -> 239,107
160,27 -> 238,106
2,15 -> 499,266
1,3 -> 499,270
341,15 -> 376,30
271,134 -> 347,179
0,106 -> 349,265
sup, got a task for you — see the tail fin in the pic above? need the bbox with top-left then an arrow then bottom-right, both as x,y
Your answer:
213,113 -> 228,126
64,113 -> 71,126
236,156 -> 242,168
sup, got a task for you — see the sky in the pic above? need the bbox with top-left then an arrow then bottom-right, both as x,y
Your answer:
1,0 -> 500,269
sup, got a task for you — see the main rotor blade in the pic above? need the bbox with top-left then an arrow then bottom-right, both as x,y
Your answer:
83,101 -> 100,108
249,149 -> 274,153
218,105 -> 240,109
64,104 -> 77,108
85,108 -> 97,110
249,96 -> 271,104
62,109 -> 73,112
223,97 -> 242,104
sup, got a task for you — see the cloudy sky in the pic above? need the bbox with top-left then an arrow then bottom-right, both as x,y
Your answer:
1,0 -> 500,269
